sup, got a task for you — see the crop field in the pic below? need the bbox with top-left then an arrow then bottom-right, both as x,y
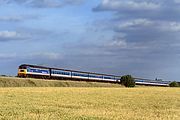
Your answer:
0,87 -> 179,120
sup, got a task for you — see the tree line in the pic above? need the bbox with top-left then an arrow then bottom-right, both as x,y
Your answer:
120,75 -> 179,87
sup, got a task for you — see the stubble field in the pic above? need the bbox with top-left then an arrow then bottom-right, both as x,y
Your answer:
0,87 -> 179,120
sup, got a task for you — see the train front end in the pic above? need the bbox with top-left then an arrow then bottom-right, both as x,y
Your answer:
17,65 -> 27,77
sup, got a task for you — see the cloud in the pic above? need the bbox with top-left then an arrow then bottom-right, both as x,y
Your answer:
0,31 -> 28,41
94,0 -> 180,21
0,31 -> 20,39
88,0 -> 180,80
174,0 -> 180,4
0,16 -> 23,22
0,27 -> 59,42
1,0 -> 85,8
93,0 -> 160,11
0,53 -> 17,60
93,0 -> 180,44
104,34 -> 128,49
28,52 -> 63,60
108,39 -> 127,48
0,15 -> 39,22
113,19 -> 180,33
160,21 -> 180,32
0,52 -> 62,62
115,19 -> 153,30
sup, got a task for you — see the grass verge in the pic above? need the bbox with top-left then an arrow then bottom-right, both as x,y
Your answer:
0,76 -> 121,87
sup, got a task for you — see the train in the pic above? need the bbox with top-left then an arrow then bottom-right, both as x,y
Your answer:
135,79 -> 170,86
17,64 -> 170,86
17,64 -> 121,83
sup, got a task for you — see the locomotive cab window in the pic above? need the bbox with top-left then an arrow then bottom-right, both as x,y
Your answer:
19,66 -> 27,69
20,70 -> 25,72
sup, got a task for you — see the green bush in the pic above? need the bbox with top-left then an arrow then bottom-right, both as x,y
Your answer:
120,75 -> 135,87
169,81 -> 179,87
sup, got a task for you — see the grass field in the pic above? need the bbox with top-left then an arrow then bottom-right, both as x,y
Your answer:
0,76 -> 121,87
0,87 -> 179,120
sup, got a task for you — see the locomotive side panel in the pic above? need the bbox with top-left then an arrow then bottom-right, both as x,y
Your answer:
26,67 -> 50,76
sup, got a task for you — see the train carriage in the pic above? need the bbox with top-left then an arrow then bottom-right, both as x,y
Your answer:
88,74 -> 103,80
71,72 -> 89,79
51,69 -> 71,79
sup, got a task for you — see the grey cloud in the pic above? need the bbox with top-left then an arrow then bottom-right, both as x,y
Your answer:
174,0 -> 180,4
0,15 -> 39,22
93,0 -> 180,44
0,16 -> 23,22
0,31 -> 28,41
113,19 -> 180,36
28,52 -> 63,60
1,0 -> 85,8
61,41 -> 173,78
89,0 -> 180,80
94,0 -> 180,21
93,0 -> 161,12
0,27 -> 70,42
0,53 -> 17,60
0,31 -> 24,42
51,0 -> 180,80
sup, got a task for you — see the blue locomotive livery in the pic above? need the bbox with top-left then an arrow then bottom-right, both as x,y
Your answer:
17,64 -> 170,86
27,67 -> 49,75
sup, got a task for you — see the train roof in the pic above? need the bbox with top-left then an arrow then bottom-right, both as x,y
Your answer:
19,64 -> 121,77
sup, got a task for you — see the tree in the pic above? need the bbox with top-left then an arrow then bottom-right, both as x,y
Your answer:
169,81 -> 179,87
120,75 -> 135,87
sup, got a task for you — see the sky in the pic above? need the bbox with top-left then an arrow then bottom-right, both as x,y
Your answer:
0,0 -> 180,81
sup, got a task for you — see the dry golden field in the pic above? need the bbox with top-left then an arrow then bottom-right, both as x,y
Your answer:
0,87 -> 179,120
